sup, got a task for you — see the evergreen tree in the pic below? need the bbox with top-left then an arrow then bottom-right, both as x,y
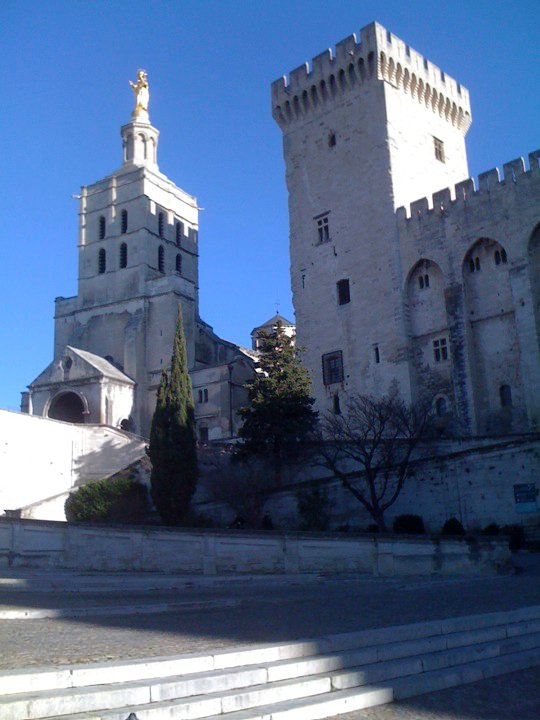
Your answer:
237,323 -> 318,483
149,306 -> 198,524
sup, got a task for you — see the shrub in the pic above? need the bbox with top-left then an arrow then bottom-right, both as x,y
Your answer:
65,476 -> 150,523
393,514 -> 425,534
481,523 -> 500,536
441,518 -> 465,536
296,485 -> 331,531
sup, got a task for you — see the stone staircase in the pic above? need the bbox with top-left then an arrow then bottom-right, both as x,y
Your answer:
1,606 -> 539,720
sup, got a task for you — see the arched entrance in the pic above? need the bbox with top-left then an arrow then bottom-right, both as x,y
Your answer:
48,392 -> 86,423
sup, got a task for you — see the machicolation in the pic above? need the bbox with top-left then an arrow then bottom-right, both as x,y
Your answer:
271,21 -> 471,132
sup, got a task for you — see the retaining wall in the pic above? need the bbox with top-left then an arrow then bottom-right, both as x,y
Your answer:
0,518 -> 510,577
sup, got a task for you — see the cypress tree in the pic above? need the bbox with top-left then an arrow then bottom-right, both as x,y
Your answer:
149,306 -> 198,524
237,323 -> 318,483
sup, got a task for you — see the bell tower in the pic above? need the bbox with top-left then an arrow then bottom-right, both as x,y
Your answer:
51,71 -> 201,434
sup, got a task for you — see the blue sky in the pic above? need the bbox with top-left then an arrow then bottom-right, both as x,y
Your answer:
1,0 -> 538,411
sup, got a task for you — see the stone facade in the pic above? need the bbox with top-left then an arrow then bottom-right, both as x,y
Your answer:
24,86 -> 255,439
272,21 -> 540,435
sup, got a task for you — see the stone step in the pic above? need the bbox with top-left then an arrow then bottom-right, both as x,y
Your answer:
47,686 -> 394,720
387,647 -> 540,700
4,633 -> 540,720
0,572 -> 334,594
0,675 -> 332,720
3,606 -> 539,698
3,625 -> 540,720
2,608 -> 540,720
0,599 -> 242,620
331,631 -> 540,689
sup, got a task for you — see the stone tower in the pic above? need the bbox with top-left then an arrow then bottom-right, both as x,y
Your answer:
26,72 -> 255,439
272,23 -> 470,409
272,22 -> 540,435
50,79 -> 200,434
272,22 -> 472,414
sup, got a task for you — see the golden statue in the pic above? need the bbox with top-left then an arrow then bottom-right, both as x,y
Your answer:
129,69 -> 149,120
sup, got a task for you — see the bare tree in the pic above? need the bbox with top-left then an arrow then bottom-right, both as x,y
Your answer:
316,389 -> 434,532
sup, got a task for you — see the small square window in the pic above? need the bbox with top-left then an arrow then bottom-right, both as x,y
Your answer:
433,137 -> 445,163
316,215 -> 330,244
433,338 -> 448,363
322,351 -> 344,385
337,279 -> 350,305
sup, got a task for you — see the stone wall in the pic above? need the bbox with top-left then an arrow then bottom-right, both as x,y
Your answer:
0,517 -> 510,577
0,410 -> 146,519
196,435 -> 540,532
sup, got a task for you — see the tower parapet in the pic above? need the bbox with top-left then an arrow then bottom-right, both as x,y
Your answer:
271,21 -> 471,134
396,149 -> 540,226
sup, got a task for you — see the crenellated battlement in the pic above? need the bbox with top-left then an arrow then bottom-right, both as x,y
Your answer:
271,21 -> 471,133
396,150 -> 540,226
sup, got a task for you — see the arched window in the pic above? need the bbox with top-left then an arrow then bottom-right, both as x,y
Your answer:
499,384 -> 512,407
119,243 -> 127,269
175,221 -> 183,246
435,397 -> 447,417
99,216 -> 106,240
418,273 -> 430,290
158,212 -> 165,238
98,248 -> 106,274
501,248 -> 507,263
495,250 -> 501,265
175,253 -> 182,274
121,209 -> 128,234
158,245 -> 165,273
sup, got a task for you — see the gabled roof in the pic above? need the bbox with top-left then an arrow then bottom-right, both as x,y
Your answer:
29,346 -> 135,388
68,347 -> 135,384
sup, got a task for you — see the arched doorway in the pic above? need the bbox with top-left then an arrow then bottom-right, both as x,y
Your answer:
48,392 -> 86,423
